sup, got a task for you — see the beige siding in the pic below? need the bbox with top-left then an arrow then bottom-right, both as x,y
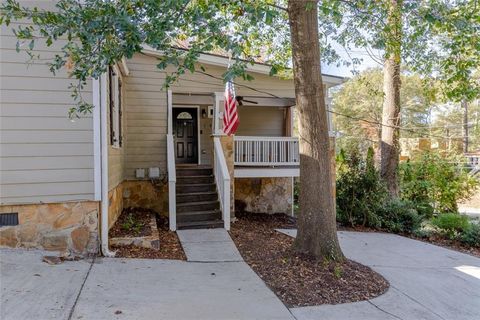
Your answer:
236,107 -> 285,136
123,53 -> 300,172
123,55 -> 168,179
0,21 -> 95,204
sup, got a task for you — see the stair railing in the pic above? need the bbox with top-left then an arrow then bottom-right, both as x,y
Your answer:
167,134 -> 176,231
213,137 -> 231,230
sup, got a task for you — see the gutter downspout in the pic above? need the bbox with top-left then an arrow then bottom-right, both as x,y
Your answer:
99,73 -> 115,257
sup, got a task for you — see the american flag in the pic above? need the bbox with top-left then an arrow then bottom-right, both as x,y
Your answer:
223,80 -> 239,136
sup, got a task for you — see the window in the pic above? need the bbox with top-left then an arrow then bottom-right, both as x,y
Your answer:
177,111 -> 193,119
109,66 -> 123,147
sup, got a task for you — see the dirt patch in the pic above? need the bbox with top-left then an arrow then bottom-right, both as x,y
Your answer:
109,207 -> 153,238
111,210 -> 186,260
230,212 -> 389,307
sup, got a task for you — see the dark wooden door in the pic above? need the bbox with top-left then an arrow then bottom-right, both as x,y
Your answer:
173,108 -> 198,164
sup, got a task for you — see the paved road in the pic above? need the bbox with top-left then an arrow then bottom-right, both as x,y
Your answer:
2,230 -> 479,320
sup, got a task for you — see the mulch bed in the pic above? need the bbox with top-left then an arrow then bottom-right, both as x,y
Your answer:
409,234 -> 480,258
111,210 -> 186,260
230,212 -> 389,307
109,207 -> 153,238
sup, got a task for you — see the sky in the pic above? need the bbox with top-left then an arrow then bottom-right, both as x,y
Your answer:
321,46 -> 383,78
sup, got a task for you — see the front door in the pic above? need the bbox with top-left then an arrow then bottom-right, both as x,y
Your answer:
173,108 -> 198,164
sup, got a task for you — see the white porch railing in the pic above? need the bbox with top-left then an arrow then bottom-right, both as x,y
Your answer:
466,155 -> 480,168
213,137 -> 231,231
234,136 -> 300,166
167,134 -> 176,231
466,155 -> 480,176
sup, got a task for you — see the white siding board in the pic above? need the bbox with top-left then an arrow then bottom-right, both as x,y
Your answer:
0,143 -> 93,157
0,90 -> 92,104
0,62 -> 72,78
1,169 -> 94,184
0,104 -> 93,117
1,156 -> 93,171
1,182 -> 93,198
0,76 -> 92,91
0,117 -> 93,130
0,131 -> 93,144
1,194 -> 95,205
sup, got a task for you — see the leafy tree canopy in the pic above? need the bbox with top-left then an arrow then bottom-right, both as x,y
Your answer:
0,0 -> 478,114
333,68 -> 437,150
318,0 -> 480,102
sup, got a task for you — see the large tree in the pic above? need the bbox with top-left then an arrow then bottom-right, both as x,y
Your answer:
288,0 -> 343,260
0,0 -> 344,260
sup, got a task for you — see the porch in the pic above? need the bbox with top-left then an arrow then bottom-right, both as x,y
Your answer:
167,92 -> 302,232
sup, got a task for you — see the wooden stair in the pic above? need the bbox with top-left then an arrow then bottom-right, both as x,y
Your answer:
176,166 -> 223,229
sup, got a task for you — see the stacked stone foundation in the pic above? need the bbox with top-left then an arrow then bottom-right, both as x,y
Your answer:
235,177 -> 294,215
0,202 -> 99,255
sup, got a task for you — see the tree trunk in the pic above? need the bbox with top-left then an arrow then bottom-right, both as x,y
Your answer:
380,0 -> 402,197
462,99 -> 469,153
288,0 -> 344,261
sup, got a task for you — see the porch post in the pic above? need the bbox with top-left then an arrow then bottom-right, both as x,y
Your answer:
167,90 -> 173,135
219,135 -> 235,219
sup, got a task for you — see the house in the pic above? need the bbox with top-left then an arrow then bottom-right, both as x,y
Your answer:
0,19 -> 343,255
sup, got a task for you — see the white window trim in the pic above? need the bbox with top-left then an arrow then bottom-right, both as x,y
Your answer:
110,65 -> 122,149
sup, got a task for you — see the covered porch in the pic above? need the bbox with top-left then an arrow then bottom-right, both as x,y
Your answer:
166,91 -> 302,231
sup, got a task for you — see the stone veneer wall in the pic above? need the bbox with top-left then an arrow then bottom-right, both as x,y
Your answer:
0,202 -> 99,254
108,183 -> 124,229
122,181 -> 168,216
235,177 -> 293,215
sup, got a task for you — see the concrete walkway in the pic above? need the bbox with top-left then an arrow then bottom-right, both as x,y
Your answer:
1,229 -> 293,320
2,230 -> 480,320
277,229 -> 480,320
177,229 -> 243,262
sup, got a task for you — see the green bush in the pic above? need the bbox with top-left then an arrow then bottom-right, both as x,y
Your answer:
431,213 -> 470,237
336,147 -> 387,228
459,223 -> 480,247
377,198 -> 422,233
400,152 -> 478,214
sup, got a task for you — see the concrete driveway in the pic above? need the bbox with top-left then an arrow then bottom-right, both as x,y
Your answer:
279,230 -> 480,320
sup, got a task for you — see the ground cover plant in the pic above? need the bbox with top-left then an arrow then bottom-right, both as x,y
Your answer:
110,208 -> 186,260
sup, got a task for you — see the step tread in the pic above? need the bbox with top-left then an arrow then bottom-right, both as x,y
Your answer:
177,175 -> 214,178
177,209 -> 221,216
177,220 -> 224,228
176,200 -> 220,207
176,191 -> 217,196
176,183 -> 216,187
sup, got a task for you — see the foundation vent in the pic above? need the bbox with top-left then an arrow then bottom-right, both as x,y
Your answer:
0,213 -> 19,226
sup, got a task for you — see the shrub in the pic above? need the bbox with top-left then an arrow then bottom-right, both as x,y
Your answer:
459,223 -> 480,247
336,147 -> 387,228
377,198 -> 422,233
399,152 -> 478,214
431,213 -> 470,237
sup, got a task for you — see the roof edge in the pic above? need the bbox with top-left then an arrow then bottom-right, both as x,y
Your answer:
140,45 -> 346,85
